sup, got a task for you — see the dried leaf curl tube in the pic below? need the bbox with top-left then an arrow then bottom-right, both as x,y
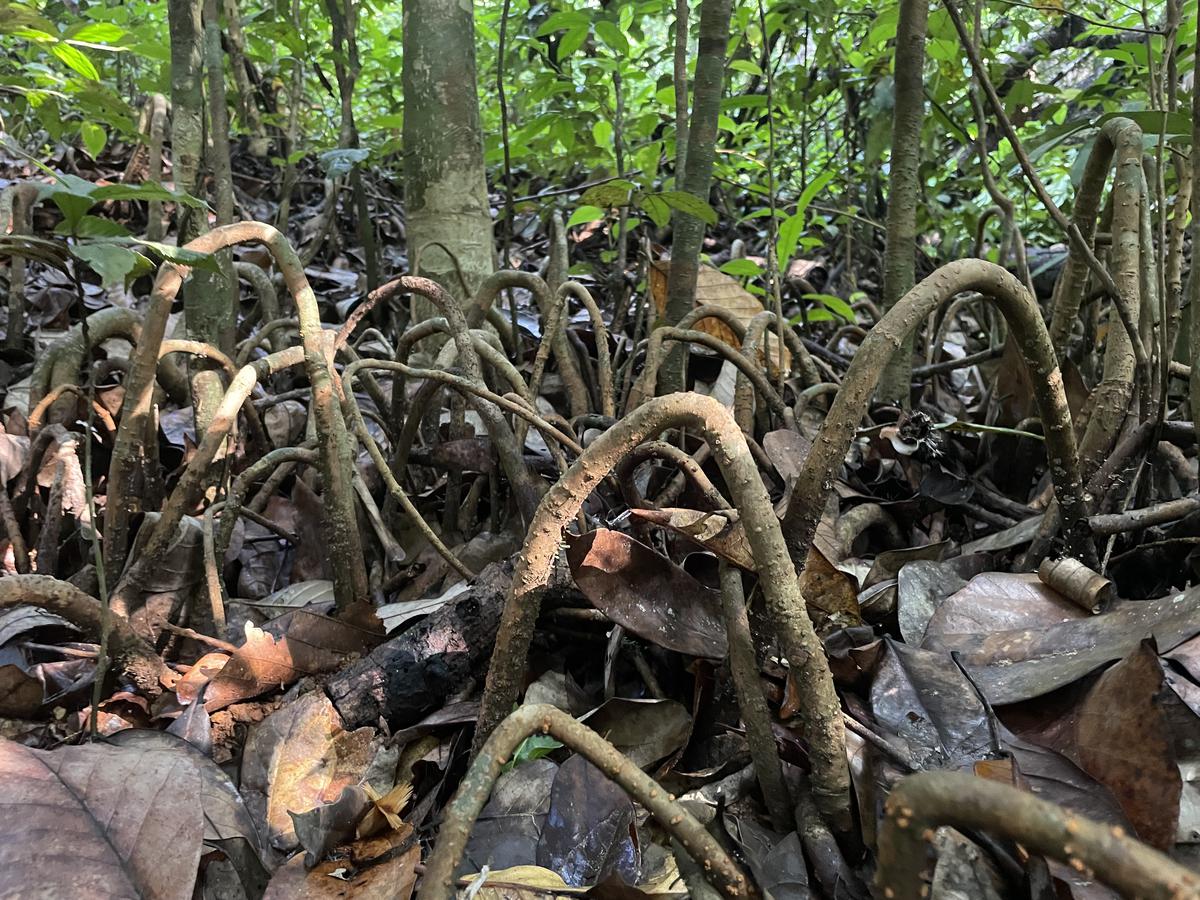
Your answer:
782,259 -> 1092,567
877,771 -> 1200,900
474,392 -> 849,826
420,704 -> 754,900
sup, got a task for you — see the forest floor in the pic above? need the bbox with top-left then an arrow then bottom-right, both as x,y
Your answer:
1,133 -> 1199,900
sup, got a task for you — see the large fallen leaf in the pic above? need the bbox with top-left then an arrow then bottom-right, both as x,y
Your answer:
870,639 -> 992,769
0,604 -> 77,646
566,529 -> 727,658
240,691 -> 376,854
0,737 -> 204,899
627,507 -> 756,570
108,729 -> 268,894
923,572 -> 1086,644
1006,641 -> 1181,850
465,759 -> 558,874
537,753 -> 640,887
650,261 -> 779,358
925,587 -> 1200,703
580,698 -> 692,770
204,604 -> 382,711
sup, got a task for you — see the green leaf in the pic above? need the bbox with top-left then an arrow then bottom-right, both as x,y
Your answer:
558,24 -> 589,59
804,292 -> 856,323
49,41 -> 99,80
535,10 -> 589,35
92,182 -> 207,208
57,215 -> 129,238
132,239 -> 221,272
580,180 -> 634,207
80,122 -> 106,159
592,119 -> 613,150
500,734 -> 562,773
594,20 -> 629,55
776,170 -> 833,264
638,193 -> 671,228
67,22 -> 125,43
720,258 -> 764,278
71,242 -> 140,288
566,205 -> 606,228
730,59 -> 763,76
656,190 -> 717,225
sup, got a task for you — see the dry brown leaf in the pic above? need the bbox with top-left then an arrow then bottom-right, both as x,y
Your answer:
800,545 -> 863,635
357,780 -> 414,839
0,737 -> 205,899
649,260 -> 789,367
240,690 -> 376,855
262,828 -> 418,900
627,507 -> 757,570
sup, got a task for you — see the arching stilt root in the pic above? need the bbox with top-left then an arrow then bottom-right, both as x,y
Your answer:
420,704 -> 755,899
877,771 -> 1200,900
474,392 -> 850,828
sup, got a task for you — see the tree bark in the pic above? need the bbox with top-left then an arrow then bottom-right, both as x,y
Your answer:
401,0 -> 494,309
660,0 -> 732,393
875,0 -> 928,403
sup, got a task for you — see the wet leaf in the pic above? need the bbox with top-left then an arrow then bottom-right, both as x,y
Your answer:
566,529 -> 727,658
465,759 -> 559,875
927,587 -> 1200,704
923,572 -> 1087,647
537,753 -> 640,888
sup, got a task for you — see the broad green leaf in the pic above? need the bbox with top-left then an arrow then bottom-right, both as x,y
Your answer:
535,10 -> 589,35
56,215 -> 129,238
10,25 -> 56,43
594,20 -> 629,55
49,41 -> 98,80
500,734 -> 563,773
592,119 -> 613,149
80,121 -> 105,158
730,59 -> 763,76
656,190 -> 717,225
67,22 -> 125,43
71,242 -> 140,288
566,205 -> 606,228
92,182 -> 207,208
558,24 -> 589,59
720,258 -> 764,278
804,293 -> 856,323
580,180 -> 634,207
638,193 -> 671,228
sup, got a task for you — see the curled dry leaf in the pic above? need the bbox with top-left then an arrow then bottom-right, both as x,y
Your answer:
0,737 -> 205,900
566,529 -> 727,659
627,507 -> 756,571
799,544 -> 863,635
579,697 -> 692,770
262,828 -> 418,900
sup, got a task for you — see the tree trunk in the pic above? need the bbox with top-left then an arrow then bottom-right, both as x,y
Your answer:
219,0 -> 267,156
660,0 -> 732,393
875,0 -> 929,403
324,0 -> 378,291
169,0 -> 232,431
401,0 -> 494,311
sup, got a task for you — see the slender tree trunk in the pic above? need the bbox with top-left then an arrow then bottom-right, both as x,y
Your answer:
673,0 -> 690,183
401,0 -> 494,310
875,0 -> 929,403
660,0 -> 732,393
1188,8 -> 1200,444
325,0 -> 378,290
275,0 -> 303,229
220,0 -> 267,155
